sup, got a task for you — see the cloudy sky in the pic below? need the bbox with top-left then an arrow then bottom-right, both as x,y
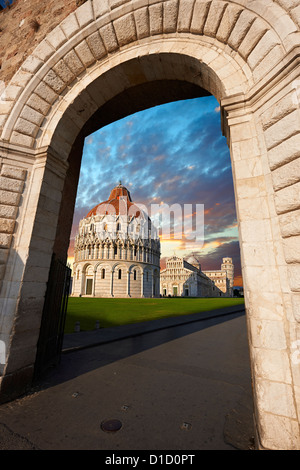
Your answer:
68,95 -> 243,287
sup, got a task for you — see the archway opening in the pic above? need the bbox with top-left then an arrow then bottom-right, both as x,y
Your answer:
64,90 -> 243,325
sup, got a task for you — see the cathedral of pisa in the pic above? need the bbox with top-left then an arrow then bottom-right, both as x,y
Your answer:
72,183 -> 234,298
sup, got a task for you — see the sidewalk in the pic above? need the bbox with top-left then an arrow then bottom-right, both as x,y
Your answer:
63,304 -> 246,352
0,305 -> 253,451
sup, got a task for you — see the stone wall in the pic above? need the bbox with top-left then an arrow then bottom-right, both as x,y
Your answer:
0,0 -> 77,85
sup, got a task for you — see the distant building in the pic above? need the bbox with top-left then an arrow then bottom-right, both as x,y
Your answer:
160,255 -> 234,297
72,183 -> 160,298
202,257 -> 234,297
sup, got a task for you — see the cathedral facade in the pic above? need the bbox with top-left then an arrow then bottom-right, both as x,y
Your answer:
160,255 -> 234,298
72,183 -> 160,298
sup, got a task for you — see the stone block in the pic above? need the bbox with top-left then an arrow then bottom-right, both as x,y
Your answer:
190,0 -> 210,35
261,91 -> 297,132
203,0 -> 227,38
1,165 -> 26,181
279,209 -> 300,238
53,60 -> 75,86
26,93 -> 51,116
14,118 -> 38,138
32,39 -> 55,62
134,7 -> 150,39
283,236 -> 300,263
216,3 -> 243,43
46,26 -> 67,50
20,105 -> 44,127
287,264 -> 300,292
264,110 -> 300,151
86,31 -> 106,60
43,69 -> 67,94
10,131 -> 35,148
35,81 -> 58,105
235,175 -> 267,200
61,12 -> 80,39
63,49 -> 85,76
100,23 -> 119,53
114,13 -> 137,47
291,293 -> 300,322
2,85 -> 22,102
248,30 -> 280,70
0,205 -> 18,220
249,318 -> 287,350
256,378 -> 296,419
274,181 -> 300,214
234,156 -> 263,180
272,157 -> 300,191
93,0 -> 110,18
10,69 -> 33,89
0,233 -> 12,249
163,0 -> 178,34
227,9 -> 256,49
76,0 -> 94,28
268,132 -> 300,171
149,3 -> 163,35
253,44 -> 284,83
0,176 -> 24,194
177,0 -> 195,32
0,190 -> 21,207
74,40 -> 96,68
21,55 -> 43,75
0,218 -> 15,234
254,348 -> 292,384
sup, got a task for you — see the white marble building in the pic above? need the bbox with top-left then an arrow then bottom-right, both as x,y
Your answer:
72,183 -> 160,298
160,255 -> 234,297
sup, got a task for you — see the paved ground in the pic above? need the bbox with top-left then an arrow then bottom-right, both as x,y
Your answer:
0,306 -> 255,451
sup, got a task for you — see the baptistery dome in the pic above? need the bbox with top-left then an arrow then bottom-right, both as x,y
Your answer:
72,183 -> 160,298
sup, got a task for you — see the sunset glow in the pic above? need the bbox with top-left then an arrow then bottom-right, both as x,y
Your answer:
67,95 -> 242,287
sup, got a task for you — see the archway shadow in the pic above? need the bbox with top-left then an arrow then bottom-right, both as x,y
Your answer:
36,308 -> 247,390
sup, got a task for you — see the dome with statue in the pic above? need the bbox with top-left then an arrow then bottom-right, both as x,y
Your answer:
72,182 -> 160,298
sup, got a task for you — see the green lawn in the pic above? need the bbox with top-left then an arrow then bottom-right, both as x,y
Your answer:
64,297 -> 245,333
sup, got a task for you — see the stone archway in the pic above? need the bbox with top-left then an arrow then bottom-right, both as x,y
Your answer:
0,0 -> 300,450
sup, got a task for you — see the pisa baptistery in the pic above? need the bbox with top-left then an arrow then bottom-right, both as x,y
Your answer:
72,183 -> 160,298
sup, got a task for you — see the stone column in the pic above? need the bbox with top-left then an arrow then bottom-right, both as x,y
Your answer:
110,269 -> 114,297
127,270 -> 130,297
92,269 -> 96,297
140,272 -> 144,298
0,147 -> 68,402
222,86 -> 300,450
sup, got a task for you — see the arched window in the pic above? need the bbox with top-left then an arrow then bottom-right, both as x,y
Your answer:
104,223 -> 108,231
118,269 -> 122,280
101,268 -> 105,279
133,270 -> 137,281
116,222 -> 121,231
